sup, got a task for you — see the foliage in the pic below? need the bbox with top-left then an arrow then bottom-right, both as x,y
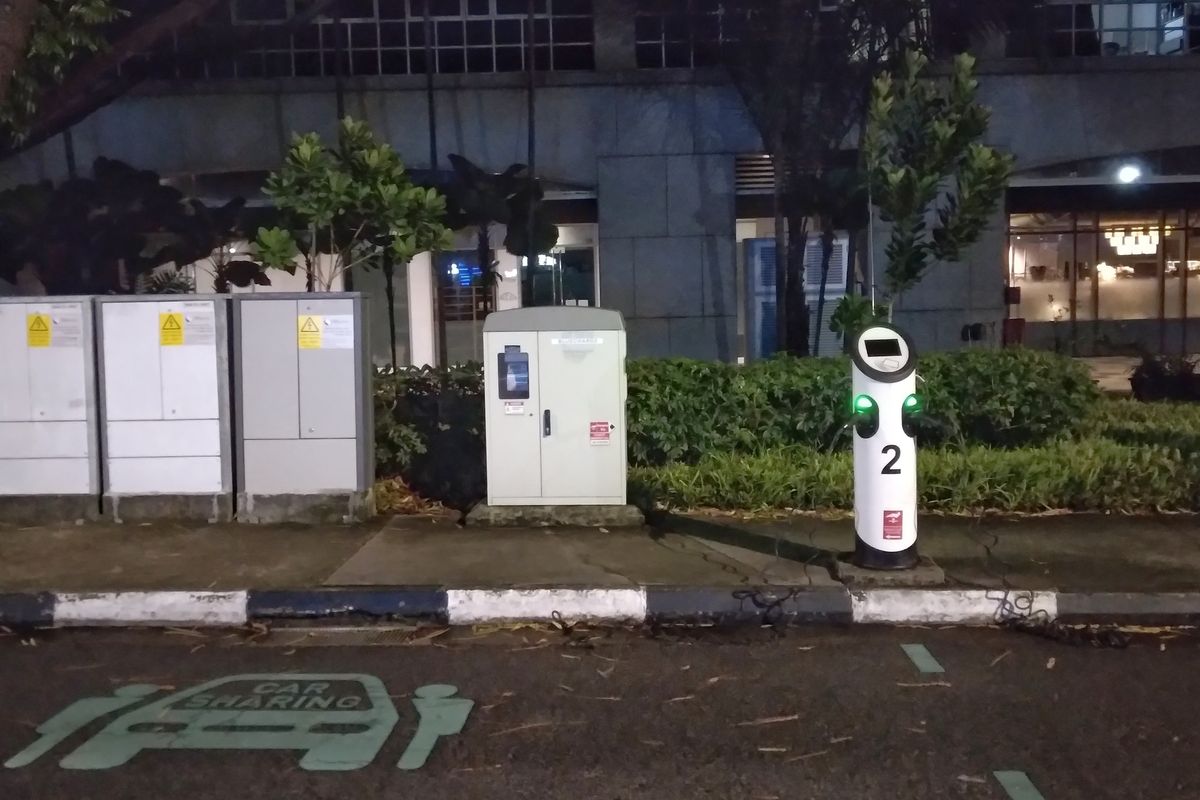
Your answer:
1089,397 -> 1200,455
864,51 -> 1013,300
1129,355 -> 1200,402
141,268 -> 194,294
1,0 -> 124,139
829,294 -> 889,338
625,348 -> 1099,465
443,154 -> 559,259
374,363 -> 485,511
630,440 -> 1200,514
257,117 -> 453,291
0,157 -> 259,293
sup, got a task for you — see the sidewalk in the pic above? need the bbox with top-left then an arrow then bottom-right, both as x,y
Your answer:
2,512 -> 1198,628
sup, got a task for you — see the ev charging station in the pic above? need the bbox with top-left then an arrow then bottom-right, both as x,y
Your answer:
849,323 -> 921,569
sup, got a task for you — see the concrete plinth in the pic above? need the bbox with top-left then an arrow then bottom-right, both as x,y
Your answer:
0,495 -> 101,526
466,503 -> 645,528
237,492 -> 375,525
834,554 -> 946,588
104,494 -> 234,524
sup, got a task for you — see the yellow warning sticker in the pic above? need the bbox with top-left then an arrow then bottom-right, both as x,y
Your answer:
159,312 -> 184,346
26,313 -> 51,348
298,315 -> 322,349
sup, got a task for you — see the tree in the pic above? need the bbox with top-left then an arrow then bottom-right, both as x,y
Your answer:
255,118 -> 453,361
0,0 -> 123,135
861,50 -> 1013,312
0,156 -> 261,294
0,0 -> 339,157
706,0 -> 924,356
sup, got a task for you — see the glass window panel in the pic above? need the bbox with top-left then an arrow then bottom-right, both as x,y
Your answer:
468,0 -> 491,13
177,54 -> 207,79
466,19 -> 493,44
352,22 -> 379,47
408,21 -> 426,46
378,0 -> 408,19
1010,212 -> 1074,231
1102,29 -> 1131,53
553,16 -> 592,42
1098,220 -> 1162,320
264,51 -> 293,76
692,40 -> 720,66
636,42 -> 662,68
1164,225 -> 1185,318
322,51 -> 350,75
635,16 -> 662,41
495,18 -> 522,43
431,0 -> 462,15
380,21 -> 406,45
533,17 -> 550,41
437,47 -> 466,71
495,45 -> 524,70
351,50 -> 380,74
551,43 -> 592,69
466,46 -> 494,70
380,49 -> 409,72
554,0 -> 592,14
1102,2 -> 1131,28
409,48 -> 428,72
236,51 -> 267,77
1075,233 -> 1097,320
663,15 -> 688,41
437,19 -> 465,45
234,0 -> 288,22
664,41 -> 691,66
294,23 -> 321,48
1010,232 -> 1076,322
534,44 -> 551,69
207,54 -> 237,79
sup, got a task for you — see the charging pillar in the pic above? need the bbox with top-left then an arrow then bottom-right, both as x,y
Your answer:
850,323 -> 920,570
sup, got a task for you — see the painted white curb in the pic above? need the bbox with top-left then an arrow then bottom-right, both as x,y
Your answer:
851,589 -> 1058,625
54,591 -> 249,627
446,588 -> 648,625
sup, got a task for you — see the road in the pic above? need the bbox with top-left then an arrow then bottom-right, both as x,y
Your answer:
0,624 -> 1195,799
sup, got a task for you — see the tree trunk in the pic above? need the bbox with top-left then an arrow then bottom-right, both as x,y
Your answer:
0,0 -> 38,108
772,152 -> 787,356
812,223 -> 835,356
784,206 -> 810,356
383,249 -> 397,367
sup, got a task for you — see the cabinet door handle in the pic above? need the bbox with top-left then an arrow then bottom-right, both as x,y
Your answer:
543,409 -> 551,437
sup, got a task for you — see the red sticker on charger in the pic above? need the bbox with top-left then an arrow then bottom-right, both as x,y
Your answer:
590,421 -> 611,445
883,510 -> 903,540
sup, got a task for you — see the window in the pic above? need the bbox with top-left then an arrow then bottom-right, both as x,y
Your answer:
1045,1 -> 1200,56
636,0 -> 733,68
154,0 -> 593,80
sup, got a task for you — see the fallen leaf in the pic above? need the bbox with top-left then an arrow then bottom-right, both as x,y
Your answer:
407,628 -> 449,645
735,714 -> 800,727
757,747 -> 789,753
641,739 -> 665,747
165,627 -> 207,638
906,727 -> 927,734
597,665 -> 615,678
189,644 -> 205,654
957,775 -> 987,784
829,736 -> 853,745
796,646 -> 815,651
680,664 -> 691,671
784,749 -> 829,763
561,654 -> 581,660
489,721 -> 556,737
577,695 -> 622,701
989,650 -> 1012,667
1160,642 -> 1167,652
558,684 -> 575,693
664,695 -> 695,704
1046,657 -> 1056,670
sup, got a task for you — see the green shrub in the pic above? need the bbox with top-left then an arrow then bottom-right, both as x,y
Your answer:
374,363 -> 485,510
626,348 -> 1099,465
631,440 -> 1200,514
1090,397 -> 1200,455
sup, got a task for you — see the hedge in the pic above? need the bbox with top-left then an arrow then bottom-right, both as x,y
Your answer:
631,440 -> 1200,514
627,348 -> 1099,465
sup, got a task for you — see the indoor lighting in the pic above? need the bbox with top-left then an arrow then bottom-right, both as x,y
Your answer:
1116,164 -> 1142,184
1097,262 -> 1117,282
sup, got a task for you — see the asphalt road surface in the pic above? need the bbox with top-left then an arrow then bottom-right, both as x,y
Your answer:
0,624 -> 1195,799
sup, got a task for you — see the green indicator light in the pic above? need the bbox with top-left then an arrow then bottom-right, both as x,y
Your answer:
903,394 -> 922,412
853,394 -> 875,413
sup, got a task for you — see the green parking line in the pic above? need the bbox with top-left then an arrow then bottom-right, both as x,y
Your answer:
994,770 -> 1047,799
900,643 -> 945,674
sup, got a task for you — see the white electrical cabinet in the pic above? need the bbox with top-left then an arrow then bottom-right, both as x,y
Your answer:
0,297 -> 99,518
95,296 -> 232,521
483,307 -> 627,506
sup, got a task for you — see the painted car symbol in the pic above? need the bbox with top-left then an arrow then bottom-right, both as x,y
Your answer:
5,674 -> 473,772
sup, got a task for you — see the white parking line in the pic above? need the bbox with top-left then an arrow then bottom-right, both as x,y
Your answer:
994,770 -> 1047,799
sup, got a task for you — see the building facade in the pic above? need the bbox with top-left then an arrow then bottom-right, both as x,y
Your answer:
2,0 -> 1200,363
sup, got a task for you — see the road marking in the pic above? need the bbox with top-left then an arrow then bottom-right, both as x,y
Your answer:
900,643 -> 945,674
994,770 -> 1047,799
